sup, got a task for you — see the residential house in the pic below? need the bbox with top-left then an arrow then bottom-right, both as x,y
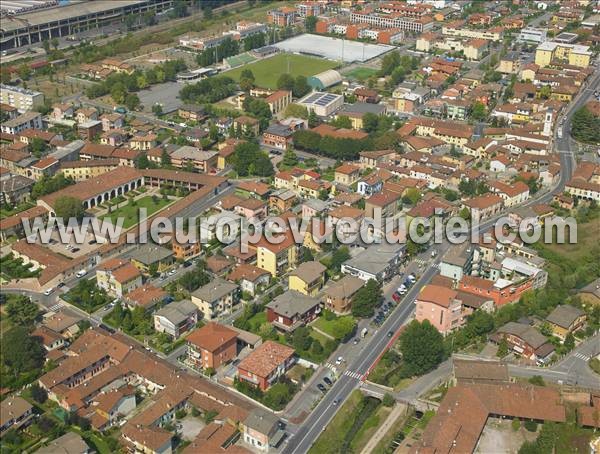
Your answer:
334,163 -> 361,186
227,264 -> 271,296
242,408 -> 281,452
288,261 -> 326,296
254,233 -> 297,277
124,284 -> 167,312
0,396 -> 33,435
266,290 -> 321,332
185,322 -> 238,371
359,149 -> 395,169
129,245 -> 174,274
415,285 -> 464,335
234,116 -> 260,137
545,305 -> 586,341
463,194 -> 504,223
268,189 -> 296,214
96,258 -> 143,298
491,322 -> 555,364
153,300 -> 199,339
237,341 -> 295,391
191,278 -> 239,320
489,181 -> 530,207
92,387 -> 136,430
322,275 -> 365,315
262,123 -> 294,150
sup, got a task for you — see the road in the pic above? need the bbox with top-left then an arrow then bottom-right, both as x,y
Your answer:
282,60 -> 598,454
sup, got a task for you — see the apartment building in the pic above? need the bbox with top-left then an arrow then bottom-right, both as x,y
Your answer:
0,84 -> 44,112
535,41 -> 592,68
185,322 -> 238,371
191,278 -> 239,320
350,11 -> 434,33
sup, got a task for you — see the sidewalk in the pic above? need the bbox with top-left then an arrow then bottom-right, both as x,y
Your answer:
360,402 -> 407,454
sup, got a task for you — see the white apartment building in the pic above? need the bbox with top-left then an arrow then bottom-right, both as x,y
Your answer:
0,84 -> 44,112
350,11 -> 433,33
518,27 -> 548,44
0,111 -> 43,134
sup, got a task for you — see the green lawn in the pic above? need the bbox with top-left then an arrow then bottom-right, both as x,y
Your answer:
101,195 -> 171,229
223,53 -> 338,89
344,66 -> 379,81
312,315 -> 356,340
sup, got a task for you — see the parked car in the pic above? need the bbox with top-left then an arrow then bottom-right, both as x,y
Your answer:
44,287 -> 54,296
76,269 -> 87,278
317,383 -> 327,393
335,356 -> 344,365
323,377 -> 333,386
392,292 -> 402,302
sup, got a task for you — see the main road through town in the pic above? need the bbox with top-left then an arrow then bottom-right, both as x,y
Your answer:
283,64 -> 600,454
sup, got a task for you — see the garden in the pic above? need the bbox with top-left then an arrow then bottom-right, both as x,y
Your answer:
101,194 -> 172,229
63,280 -> 112,313
0,253 -> 41,280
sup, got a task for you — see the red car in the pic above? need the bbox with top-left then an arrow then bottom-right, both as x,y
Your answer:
392,292 -> 402,302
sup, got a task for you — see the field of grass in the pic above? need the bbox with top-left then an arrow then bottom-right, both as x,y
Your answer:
223,53 -> 338,89
344,66 -> 379,81
312,315 -> 355,340
101,195 -> 171,229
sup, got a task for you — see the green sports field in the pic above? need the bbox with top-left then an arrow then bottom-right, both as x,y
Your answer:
224,53 -> 338,89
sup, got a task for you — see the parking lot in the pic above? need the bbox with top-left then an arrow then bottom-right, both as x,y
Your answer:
137,81 -> 184,114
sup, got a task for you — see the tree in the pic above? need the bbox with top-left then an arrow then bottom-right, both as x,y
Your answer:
564,332 -> 575,351
471,101 -> 487,121
362,112 -> 379,133
538,85 -> 551,100
229,142 -> 274,177
285,103 -> 309,119
293,75 -> 310,98
305,15 -> 318,33
54,196 -> 85,221
528,375 -> 545,386
152,104 -> 163,116
42,39 -> 51,54
30,137 -> 47,157
125,93 -> 141,111
5,296 -> 39,326
308,110 -> 319,128
18,64 -> 32,81
329,246 -> 350,272
143,11 -> 156,26
277,73 -> 295,91
571,106 -> 600,144
382,393 -> 395,407
351,280 -> 382,318
291,326 -> 313,351
281,150 -> 299,168
161,149 -> 172,167
332,115 -> 352,129
402,188 -> 421,206
497,337 -> 509,358
3,326 -> 45,380
30,383 -> 48,403
399,320 -> 445,376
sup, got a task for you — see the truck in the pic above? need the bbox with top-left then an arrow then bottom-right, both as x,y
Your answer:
361,327 -> 368,338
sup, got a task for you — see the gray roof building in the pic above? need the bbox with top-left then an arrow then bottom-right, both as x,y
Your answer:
266,290 -> 320,318
154,300 -> 198,326
337,102 -> 386,117
192,278 -> 238,303
495,322 -> 548,350
129,244 -> 174,267
35,431 -> 90,454
545,305 -> 585,330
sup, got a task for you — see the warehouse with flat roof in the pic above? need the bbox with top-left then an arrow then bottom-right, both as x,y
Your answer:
297,91 -> 344,117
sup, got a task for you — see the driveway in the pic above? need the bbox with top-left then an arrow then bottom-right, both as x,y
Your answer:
179,415 -> 205,441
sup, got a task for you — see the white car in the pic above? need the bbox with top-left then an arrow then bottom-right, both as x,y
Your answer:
76,269 -> 87,278
44,288 -> 54,296
335,356 -> 343,365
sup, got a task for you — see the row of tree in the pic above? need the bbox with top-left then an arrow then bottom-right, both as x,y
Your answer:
292,129 -> 375,161
179,76 -> 238,105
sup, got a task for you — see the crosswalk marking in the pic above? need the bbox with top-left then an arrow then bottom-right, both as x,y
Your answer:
574,352 -> 589,361
343,370 -> 363,380
414,258 -> 427,266
325,363 -> 337,372
47,303 -> 63,312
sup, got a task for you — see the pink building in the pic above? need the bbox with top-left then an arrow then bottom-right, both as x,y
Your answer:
415,284 -> 464,335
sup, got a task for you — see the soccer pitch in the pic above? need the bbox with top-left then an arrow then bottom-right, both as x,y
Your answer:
223,53 -> 338,89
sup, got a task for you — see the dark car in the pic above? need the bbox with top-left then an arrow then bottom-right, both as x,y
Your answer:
323,377 -> 333,386
57,282 -> 65,288
317,384 -> 327,393
387,330 -> 394,337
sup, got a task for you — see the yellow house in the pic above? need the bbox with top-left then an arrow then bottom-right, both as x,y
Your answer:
288,261 -> 327,296
334,163 -> 361,186
255,234 -> 297,277
545,305 -> 586,341
535,41 -> 591,68
96,258 -> 143,298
